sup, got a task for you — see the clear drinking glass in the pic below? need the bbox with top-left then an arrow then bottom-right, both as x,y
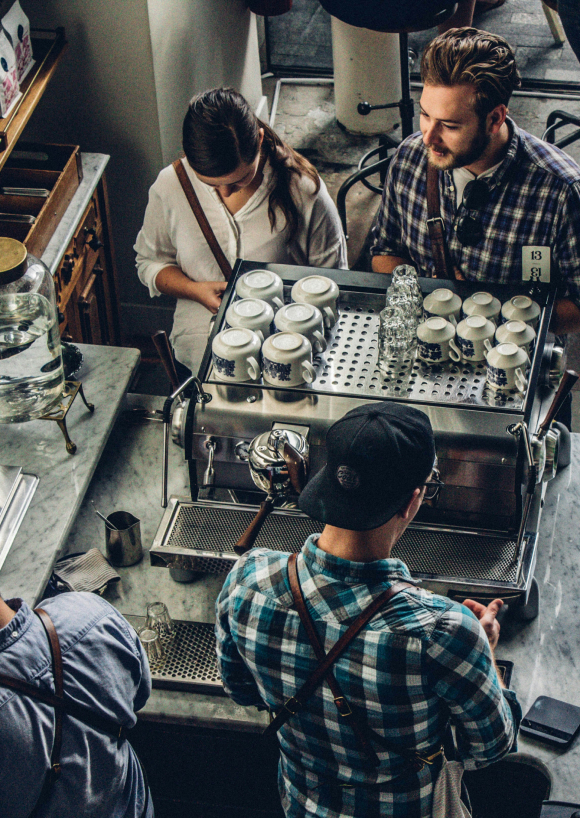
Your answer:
391,265 -> 423,318
377,305 -> 414,372
138,626 -> 166,665
146,601 -> 176,641
385,282 -> 419,335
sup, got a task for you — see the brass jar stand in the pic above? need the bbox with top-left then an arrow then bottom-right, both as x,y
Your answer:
40,380 -> 94,454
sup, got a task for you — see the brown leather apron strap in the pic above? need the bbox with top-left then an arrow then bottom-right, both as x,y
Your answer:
426,162 -> 453,280
172,158 -> 233,282
35,608 -> 64,771
286,552 -> 381,766
265,554 -> 413,760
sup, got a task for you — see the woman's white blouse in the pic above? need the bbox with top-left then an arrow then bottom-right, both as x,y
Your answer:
134,157 -> 348,369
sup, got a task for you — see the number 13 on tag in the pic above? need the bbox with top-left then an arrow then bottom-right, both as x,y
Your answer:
522,246 -> 550,283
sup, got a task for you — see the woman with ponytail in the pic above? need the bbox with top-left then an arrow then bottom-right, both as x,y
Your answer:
135,87 -> 347,376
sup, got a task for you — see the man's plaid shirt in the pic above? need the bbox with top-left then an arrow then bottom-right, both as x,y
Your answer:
215,536 -> 521,818
370,119 -> 580,307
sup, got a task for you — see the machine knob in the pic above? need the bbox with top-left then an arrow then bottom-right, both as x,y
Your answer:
549,345 -> 566,389
61,254 -> 75,284
170,400 -> 188,448
357,101 -> 372,116
84,226 -> 104,252
235,441 -> 250,462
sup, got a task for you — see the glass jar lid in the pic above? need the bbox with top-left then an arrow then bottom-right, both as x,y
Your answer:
0,238 -> 27,285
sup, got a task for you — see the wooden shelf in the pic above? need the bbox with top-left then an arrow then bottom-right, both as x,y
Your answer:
0,28 -> 67,169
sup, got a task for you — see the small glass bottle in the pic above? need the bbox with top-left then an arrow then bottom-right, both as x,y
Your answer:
0,238 -> 64,422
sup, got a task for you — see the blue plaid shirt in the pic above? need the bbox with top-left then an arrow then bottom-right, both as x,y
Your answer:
370,119 -> 580,308
215,536 -> 521,818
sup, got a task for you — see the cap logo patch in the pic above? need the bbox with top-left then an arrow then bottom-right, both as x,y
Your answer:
336,465 -> 360,490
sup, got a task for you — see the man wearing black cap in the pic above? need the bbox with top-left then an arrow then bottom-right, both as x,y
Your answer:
216,402 -> 521,818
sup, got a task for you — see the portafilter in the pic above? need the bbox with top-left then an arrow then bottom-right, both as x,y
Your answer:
234,429 -> 309,555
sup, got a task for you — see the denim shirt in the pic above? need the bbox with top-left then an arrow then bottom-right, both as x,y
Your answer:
0,592 -> 152,818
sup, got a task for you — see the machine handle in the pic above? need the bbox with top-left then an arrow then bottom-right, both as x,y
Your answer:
152,330 -> 180,392
537,369 -> 578,440
234,497 -> 275,555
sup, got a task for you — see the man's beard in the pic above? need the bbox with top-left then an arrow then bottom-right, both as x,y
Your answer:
426,129 -> 491,171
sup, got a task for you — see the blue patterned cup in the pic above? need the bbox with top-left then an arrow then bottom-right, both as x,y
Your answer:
262,332 -> 316,387
211,328 -> 261,382
486,342 -> 528,392
455,315 -> 495,362
416,317 -> 461,363
225,297 -> 274,339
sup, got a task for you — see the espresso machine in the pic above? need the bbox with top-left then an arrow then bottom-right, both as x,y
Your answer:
150,260 -> 573,621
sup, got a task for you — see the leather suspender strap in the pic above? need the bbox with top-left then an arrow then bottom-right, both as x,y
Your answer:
265,555 -> 413,752
426,162 -> 453,280
35,609 -> 64,777
286,552 -> 381,767
0,673 -> 128,740
172,158 -> 233,282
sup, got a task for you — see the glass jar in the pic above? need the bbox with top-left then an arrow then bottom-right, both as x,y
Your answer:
0,238 -> 64,422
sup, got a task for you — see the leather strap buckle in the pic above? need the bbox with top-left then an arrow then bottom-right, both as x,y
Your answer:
416,746 -> 444,767
427,216 -> 444,228
334,696 -> 353,717
283,696 -> 302,715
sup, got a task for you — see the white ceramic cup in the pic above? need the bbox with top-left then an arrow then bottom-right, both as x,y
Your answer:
486,342 -> 529,392
262,331 -> 316,387
416,317 -> 461,363
274,302 -> 327,353
225,298 -> 274,340
235,269 -> 284,310
455,315 -> 495,362
462,291 -> 501,325
501,295 -> 541,329
422,288 -> 462,325
495,319 -> 536,354
291,275 -> 339,329
211,327 -> 261,382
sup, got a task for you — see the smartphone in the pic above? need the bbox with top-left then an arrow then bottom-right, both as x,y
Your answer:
520,696 -> 580,746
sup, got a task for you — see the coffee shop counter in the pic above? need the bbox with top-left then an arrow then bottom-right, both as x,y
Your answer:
61,392 -> 269,734
58,393 -> 580,797
0,344 -> 140,606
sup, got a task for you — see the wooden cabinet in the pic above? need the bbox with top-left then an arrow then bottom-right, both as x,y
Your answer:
0,27 -> 121,347
56,177 -> 121,345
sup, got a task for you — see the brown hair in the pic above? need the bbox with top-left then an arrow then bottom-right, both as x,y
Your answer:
183,87 -> 320,241
420,28 -> 521,117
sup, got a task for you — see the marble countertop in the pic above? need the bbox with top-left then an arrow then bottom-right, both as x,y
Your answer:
0,344 -> 139,605
61,395 -> 580,794
63,393 -> 268,733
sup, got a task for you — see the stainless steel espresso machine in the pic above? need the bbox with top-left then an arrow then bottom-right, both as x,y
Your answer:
150,260 -> 574,621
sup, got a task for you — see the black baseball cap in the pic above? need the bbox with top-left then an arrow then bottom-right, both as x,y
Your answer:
298,402 -> 436,531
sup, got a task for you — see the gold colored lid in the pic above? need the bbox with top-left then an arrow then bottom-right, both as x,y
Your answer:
0,238 -> 27,285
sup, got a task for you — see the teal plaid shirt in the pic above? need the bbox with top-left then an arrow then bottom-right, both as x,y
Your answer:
215,536 -> 521,818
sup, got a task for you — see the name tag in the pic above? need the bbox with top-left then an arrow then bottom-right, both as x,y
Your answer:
522,246 -> 550,283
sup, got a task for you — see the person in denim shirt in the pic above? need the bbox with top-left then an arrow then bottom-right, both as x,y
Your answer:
0,590 -> 152,818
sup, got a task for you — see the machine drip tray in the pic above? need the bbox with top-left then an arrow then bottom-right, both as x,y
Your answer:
150,499 -> 525,589
126,615 -> 223,694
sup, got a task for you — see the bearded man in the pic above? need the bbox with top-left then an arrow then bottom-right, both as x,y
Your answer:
371,27 -> 580,335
